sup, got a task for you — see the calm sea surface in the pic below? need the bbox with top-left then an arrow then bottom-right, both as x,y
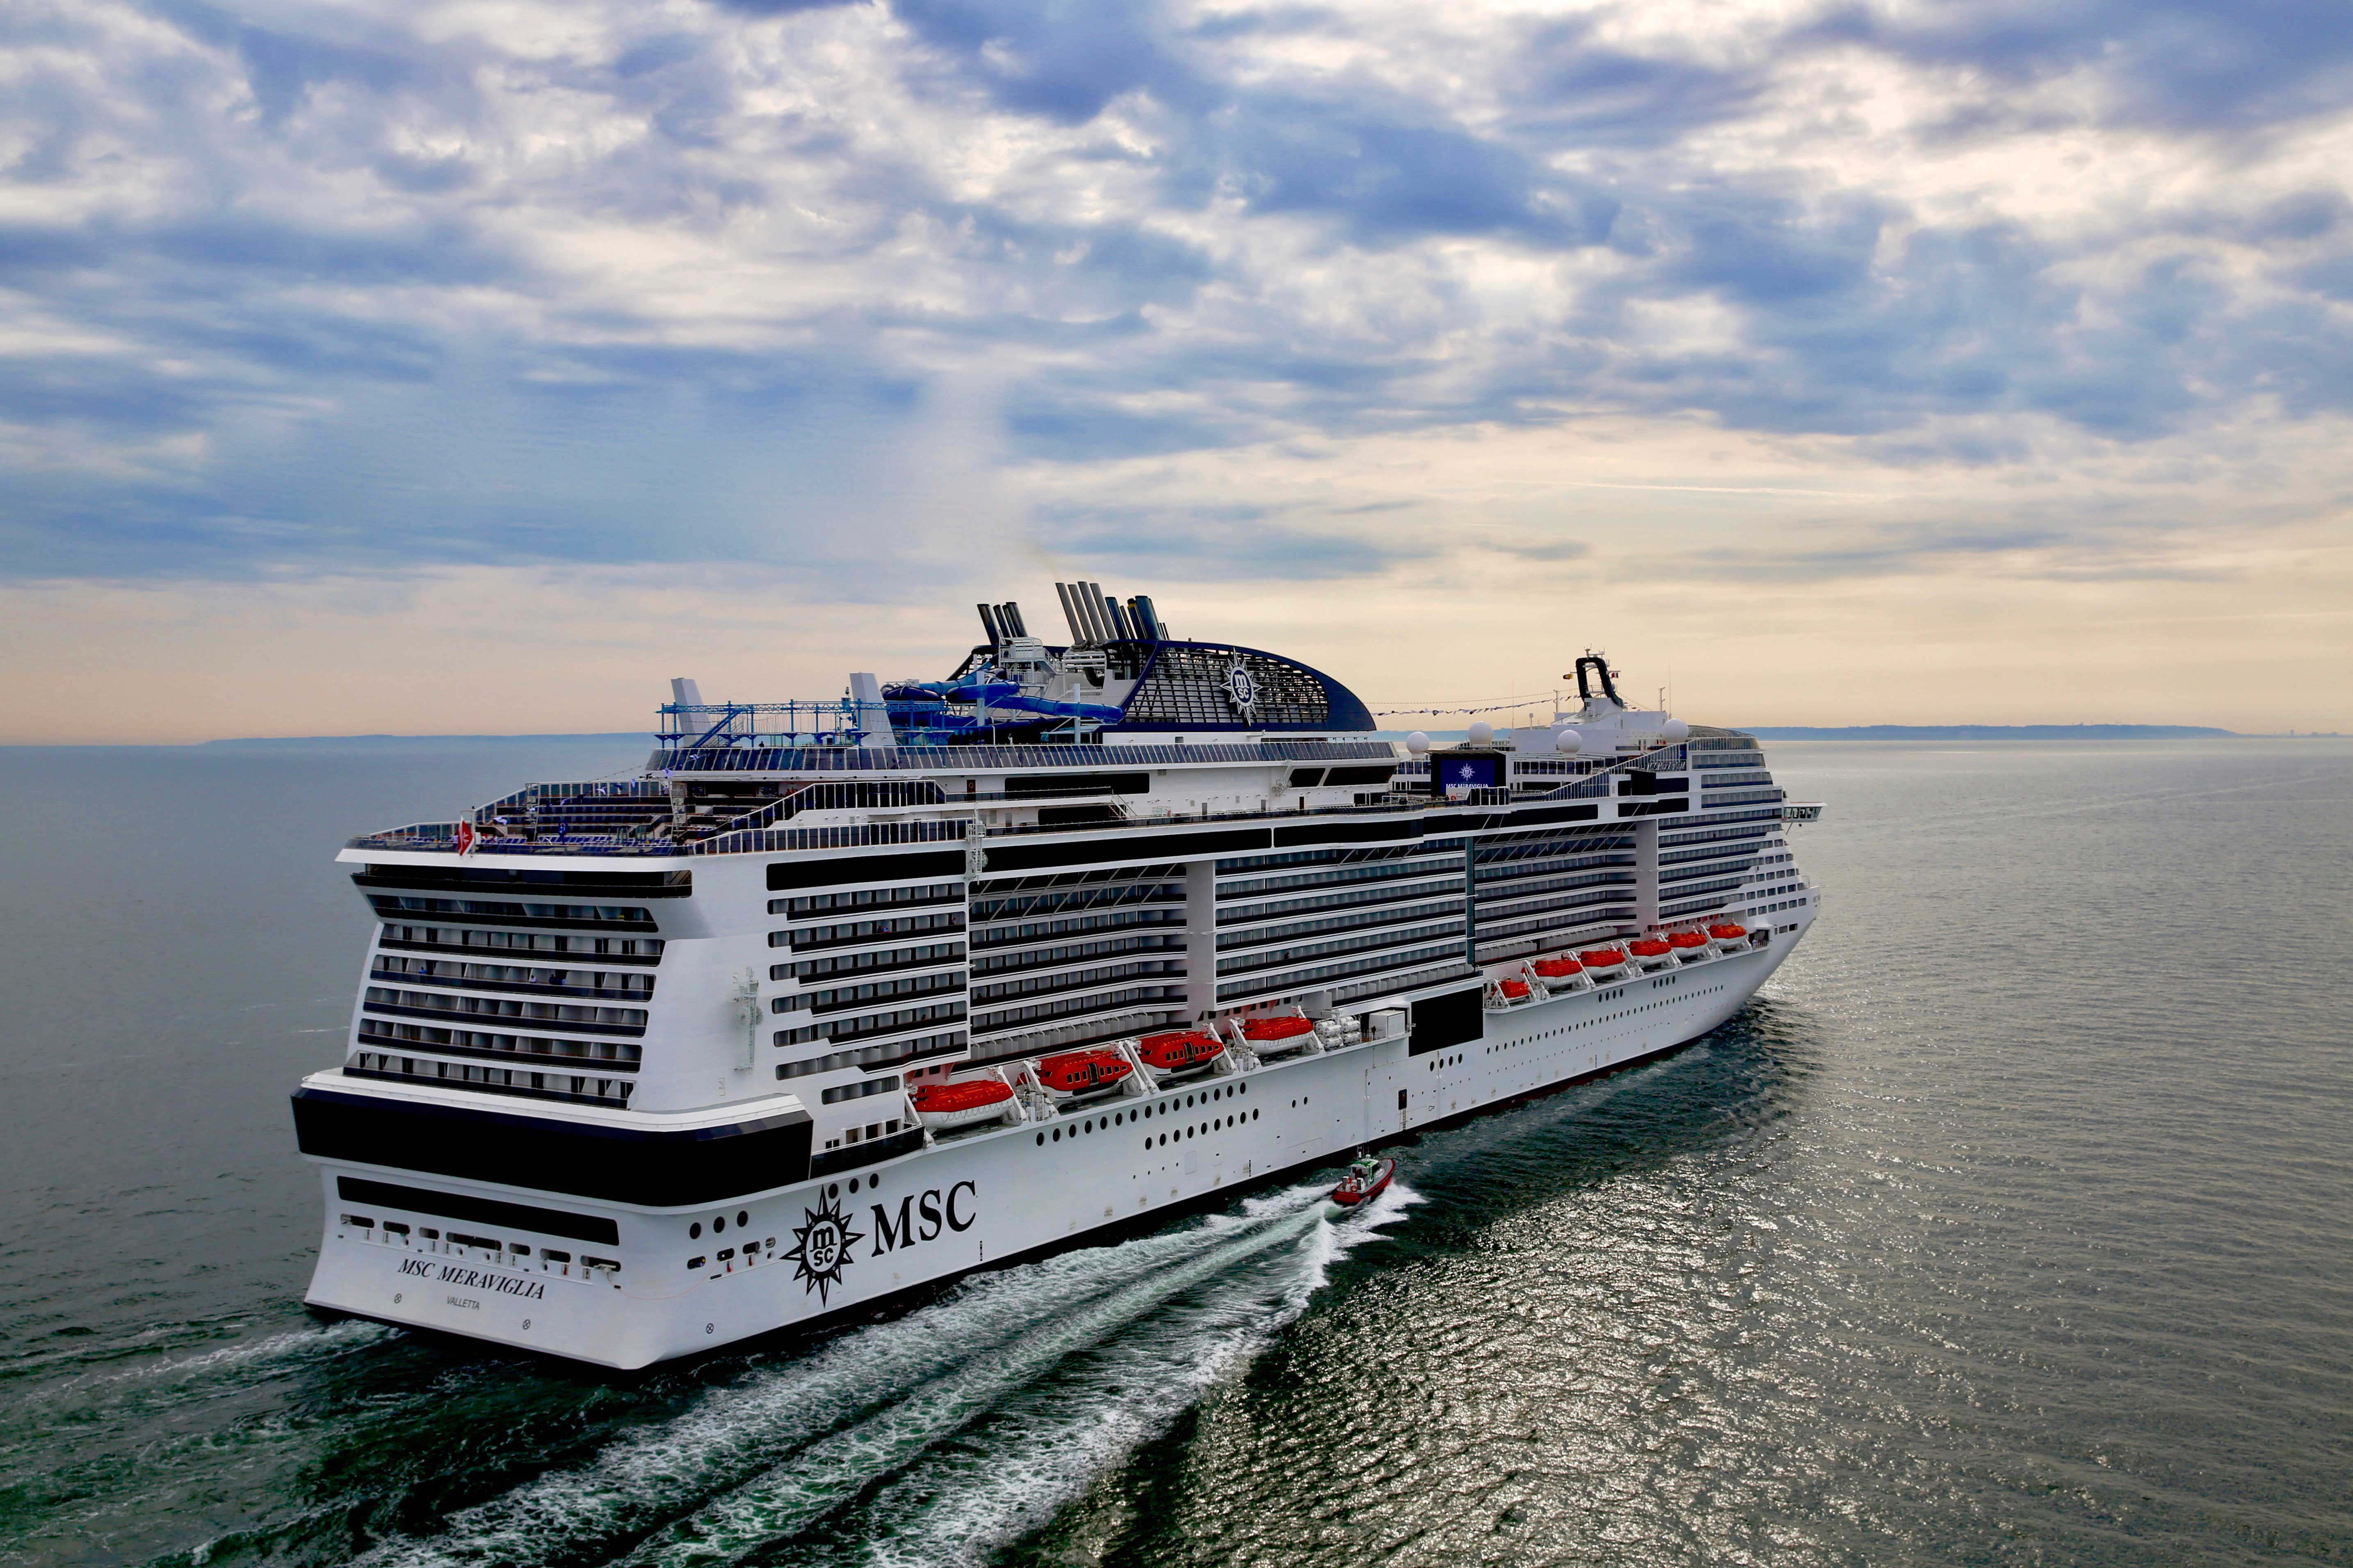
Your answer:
0,738 -> 2347,1567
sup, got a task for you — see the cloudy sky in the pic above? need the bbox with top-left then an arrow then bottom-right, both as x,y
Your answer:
5,0 -> 2351,741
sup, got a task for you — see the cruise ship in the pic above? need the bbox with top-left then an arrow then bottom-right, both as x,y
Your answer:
292,584 -> 1822,1368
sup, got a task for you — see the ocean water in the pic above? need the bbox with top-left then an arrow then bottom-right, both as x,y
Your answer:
0,737 -> 2346,1567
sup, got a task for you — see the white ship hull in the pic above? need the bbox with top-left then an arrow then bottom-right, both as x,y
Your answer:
301,918 -> 1807,1369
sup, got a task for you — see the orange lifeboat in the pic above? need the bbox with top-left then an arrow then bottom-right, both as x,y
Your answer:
1138,1030 -> 1225,1075
1532,956 -> 1583,978
1707,923 -> 1748,942
1241,1016 -> 1315,1042
911,1077 -> 1016,1132
1628,939 -> 1673,958
1580,948 -> 1628,969
1498,979 -> 1531,999
1034,1048 -> 1133,1098
1667,930 -> 1708,950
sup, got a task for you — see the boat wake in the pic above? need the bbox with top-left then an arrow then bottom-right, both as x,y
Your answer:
361,1181 -> 1414,1568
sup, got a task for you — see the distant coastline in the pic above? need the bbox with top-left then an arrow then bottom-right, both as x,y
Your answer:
209,725 -> 2262,746
198,732 -> 650,747
2,724 -> 2342,748
1738,724 -> 2248,741
1377,723 -> 2316,742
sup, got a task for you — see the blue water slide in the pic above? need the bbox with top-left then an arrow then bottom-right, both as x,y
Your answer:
986,693 -> 1125,722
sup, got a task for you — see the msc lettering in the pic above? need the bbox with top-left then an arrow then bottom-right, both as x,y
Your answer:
869,1180 -> 977,1257
397,1255 -> 548,1300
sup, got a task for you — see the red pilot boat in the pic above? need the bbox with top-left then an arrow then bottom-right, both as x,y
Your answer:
1328,1154 -> 1395,1209
1137,1029 -> 1224,1076
1033,1048 -> 1132,1101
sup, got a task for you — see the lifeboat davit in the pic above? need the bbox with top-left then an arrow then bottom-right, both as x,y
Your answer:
911,1077 -> 1016,1132
1532,956 -> 1583,979
1580,948 -> 1629,970
1034,1048 -> 1133,1099
1707,923 -> 1749,943
1667,930 -> 1708,950
1137,1030 -> 1225,1076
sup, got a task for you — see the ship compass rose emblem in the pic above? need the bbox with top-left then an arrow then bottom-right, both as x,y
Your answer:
1223,660 -> 1259,719
782,1193 -> 864,1304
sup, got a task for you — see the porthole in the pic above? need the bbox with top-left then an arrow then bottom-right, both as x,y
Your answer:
1036,1133 -> 1045,1146
827,1183 -> 840,1199
689,1222 -> 702,1240
846,1179 -> 858,1195
737,1210 -> 749,1227
713,1215 -> 726,1234
1052,1127 -> 1061,1142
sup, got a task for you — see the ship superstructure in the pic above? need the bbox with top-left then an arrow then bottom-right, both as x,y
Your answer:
294,586 -> 1821,1367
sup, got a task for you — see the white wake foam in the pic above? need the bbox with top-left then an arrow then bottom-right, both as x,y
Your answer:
615,1189 -> 1361,1567
361,1185 -> 1352,1568
838,1181 -> 1424,1568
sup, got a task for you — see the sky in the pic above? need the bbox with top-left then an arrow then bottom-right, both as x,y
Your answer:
4,0 -> 2351,741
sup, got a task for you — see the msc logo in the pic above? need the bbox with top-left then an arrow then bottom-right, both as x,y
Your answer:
783,1192 -> 863,1304
869,1180 -> 977,1258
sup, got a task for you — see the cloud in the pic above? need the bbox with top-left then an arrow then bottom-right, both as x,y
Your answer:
0,0 -> 2348,610
1034,501 -> 1427,579
1806,0 -> 2353,134
1482,538 -> 1592,564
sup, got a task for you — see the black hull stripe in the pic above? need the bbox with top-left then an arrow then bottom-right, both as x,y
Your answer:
292,1088 -> 812,1207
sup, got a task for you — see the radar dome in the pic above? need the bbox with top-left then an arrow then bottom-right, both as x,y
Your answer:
1467,720 -> 1494,744
1405,731 -> 1430,755
1662,717 -> 1690,741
